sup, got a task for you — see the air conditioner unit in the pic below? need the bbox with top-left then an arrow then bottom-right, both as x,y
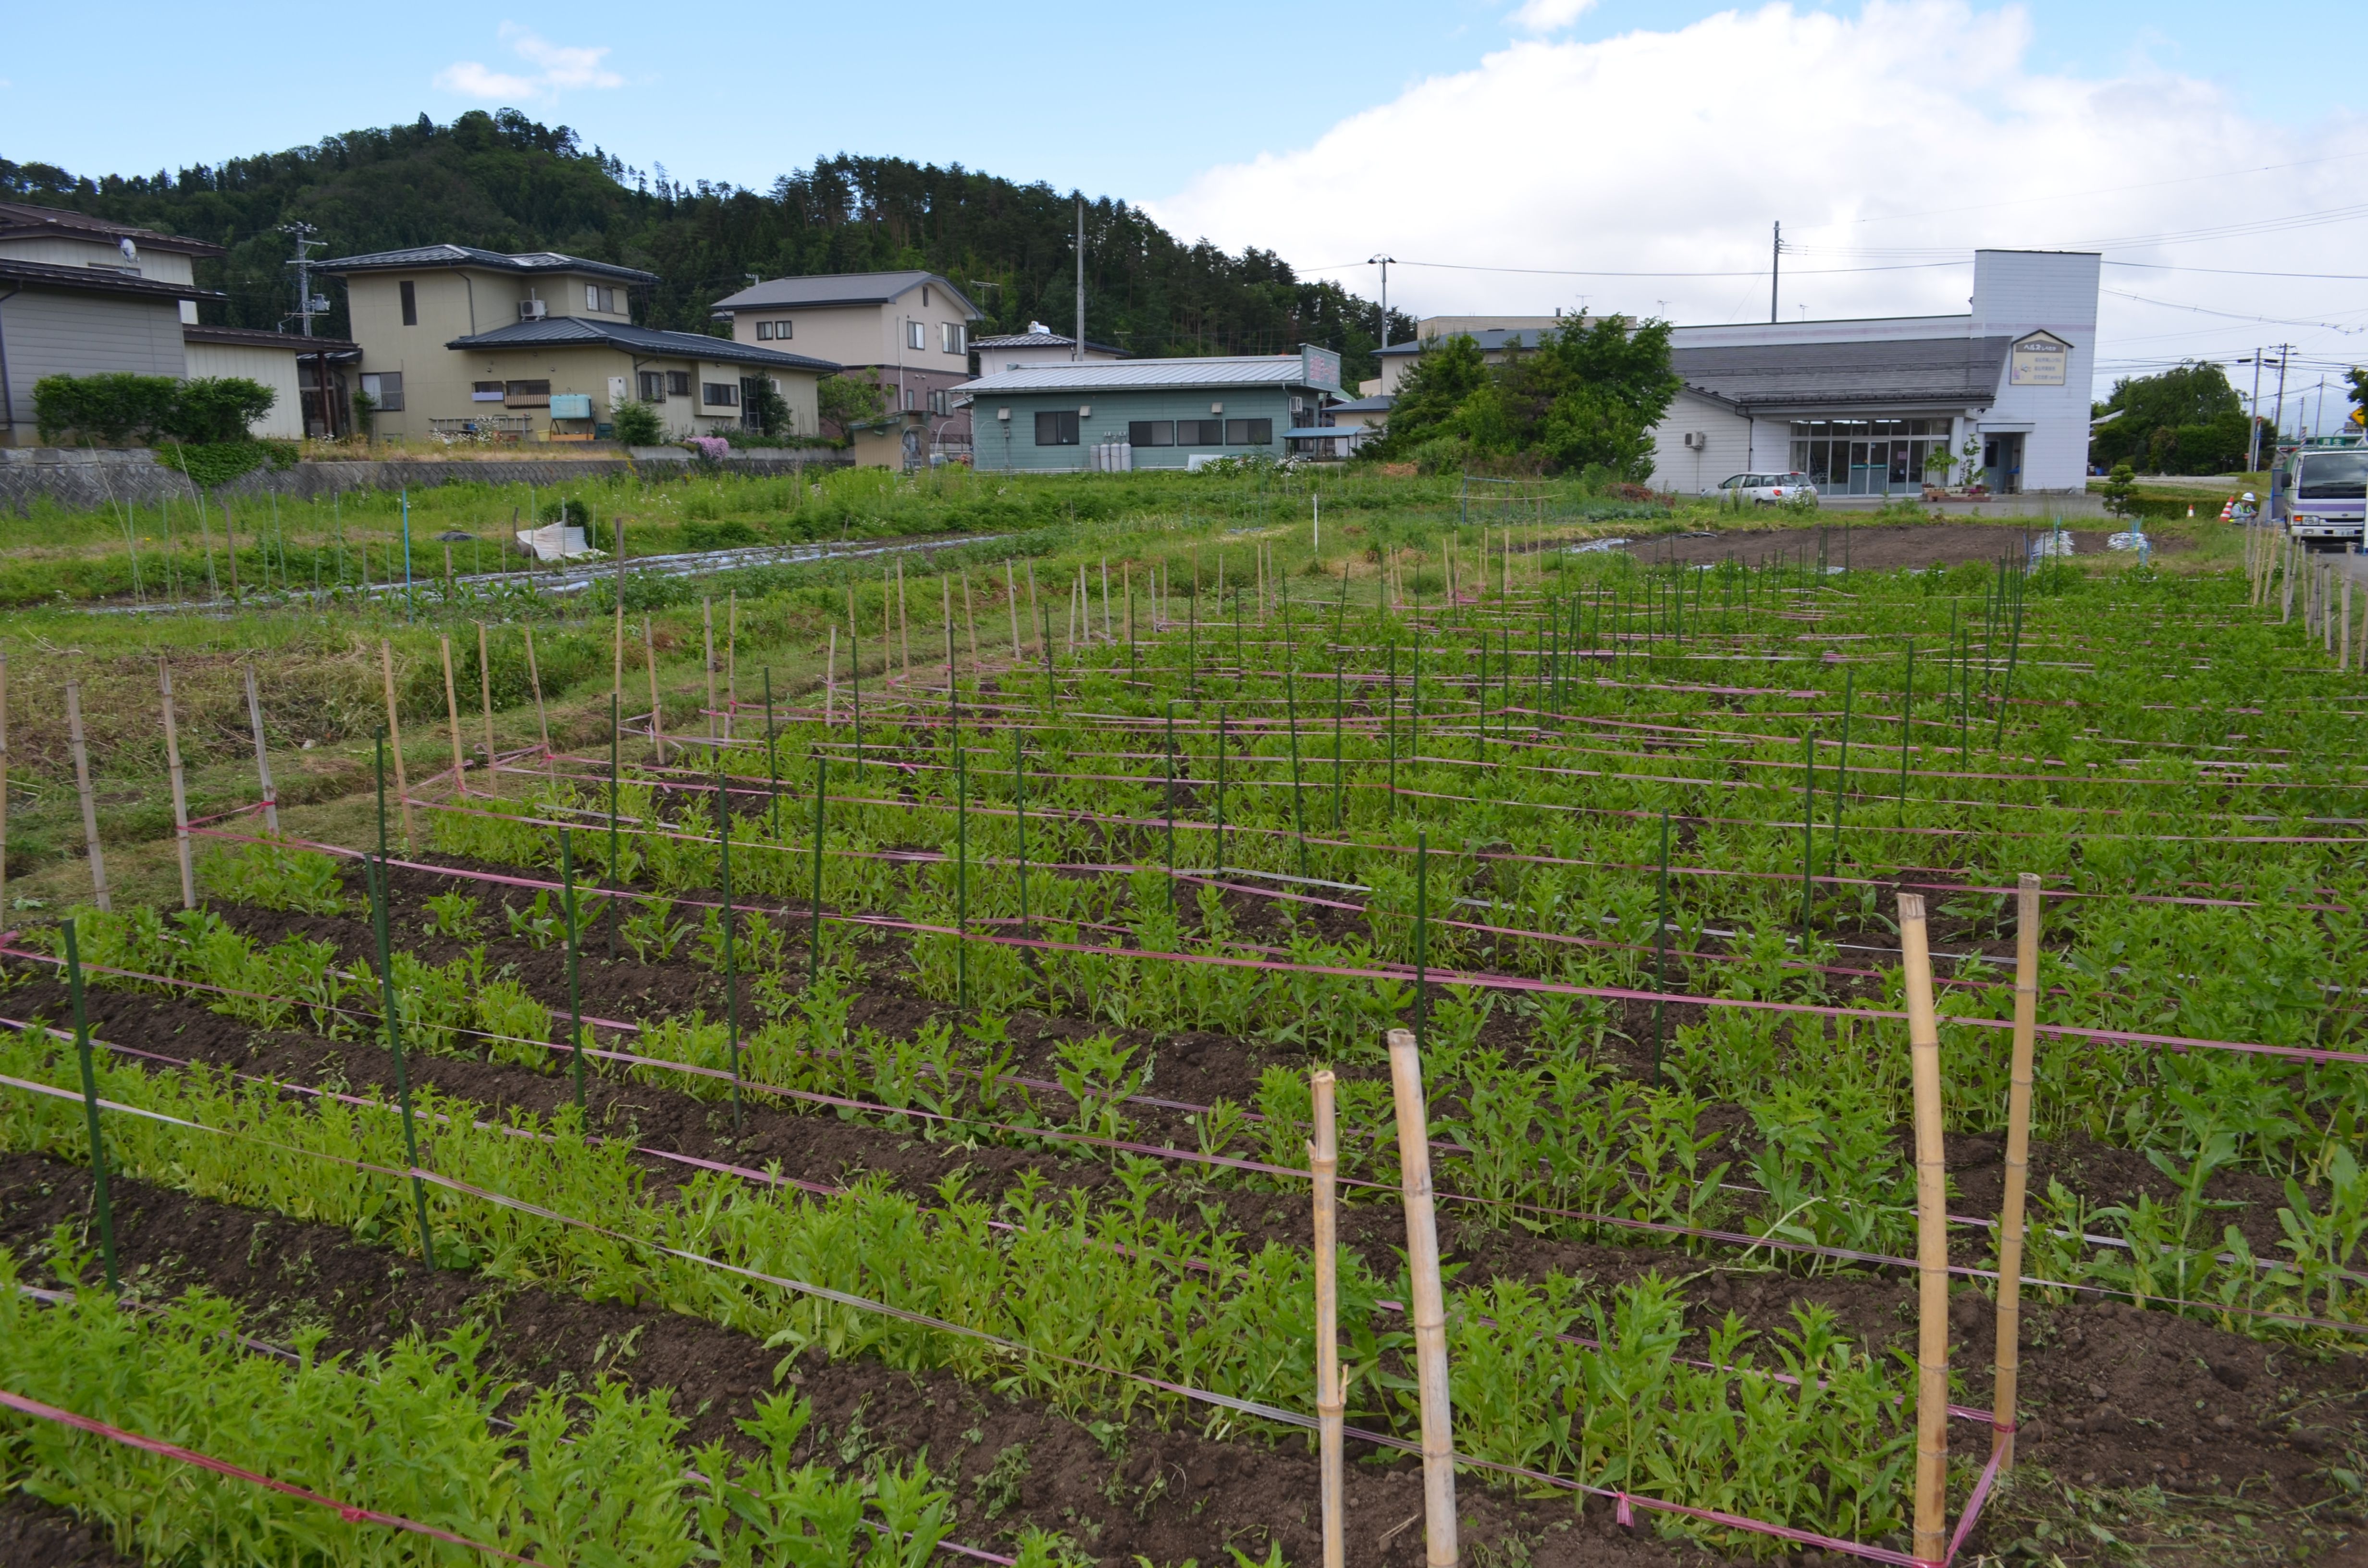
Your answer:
518,299 -> 548,321
1683,430 -> 1708,450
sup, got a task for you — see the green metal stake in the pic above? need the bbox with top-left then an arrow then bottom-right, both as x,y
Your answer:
607,692 -> 621,962
365,866 -> 435,1265
1164,700 -> 1178,913
561,828 -> 585,1109
1994,589 -> 2023,751
808,752 -> 826,992
61,919 -> 117,1292
763,667 -> 779,837
948,619 -> 967,1011
1800,729 -> 1816,937
1283,613 -> 1309,879
1331,628 -> 1346,831
849,609 -> 865,779
1385,639 -> 1398,806
1014,737 -> 1029,932
1831,665 -> 1853,882
1651,810 -> 1670,1088
715,751 -> 742,1135
1899,639 -> 1915,825
1213,706 -> 1228,870
1414,829 -> 1429,1048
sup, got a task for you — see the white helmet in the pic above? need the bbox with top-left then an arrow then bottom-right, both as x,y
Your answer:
2242,492 -> 2256,502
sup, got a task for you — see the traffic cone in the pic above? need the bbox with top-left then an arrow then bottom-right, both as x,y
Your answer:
2187,503 -> 2195,518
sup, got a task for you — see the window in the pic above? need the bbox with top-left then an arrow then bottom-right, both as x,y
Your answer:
941,321 -> 964,355
903,387 -> 917,411
1175,419 -> 1221,446
907,320 -> 927,351
1786,418 -> 1951,496
360,371 -> 404,412
1224,418 -> 1272,446
504,380 -> 551,407
775,319 -> 791,339
1129,420 -> 1176,447
666,371 -> 691,397
398,280 -> 417,326
471,380 -> 504,403
929,389 -> 951,416
583,283 -> 621,313
922,285 -> 932,308
703,382 -> 740,406
636,370 -> 666,402
1035,410 -> 1080,445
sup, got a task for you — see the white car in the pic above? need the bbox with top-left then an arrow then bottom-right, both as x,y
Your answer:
1703,472 -> 1817,503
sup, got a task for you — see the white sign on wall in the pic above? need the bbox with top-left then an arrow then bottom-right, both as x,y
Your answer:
2009,331 -> 2070,387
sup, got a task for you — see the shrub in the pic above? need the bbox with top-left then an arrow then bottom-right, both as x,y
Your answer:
166,377 -> 277,443
32,372 -> 275,446
611,399 -> 664,446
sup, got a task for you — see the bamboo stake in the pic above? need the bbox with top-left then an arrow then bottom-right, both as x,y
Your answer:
897,559 -> 911,679
476,623 -> 496,782
1101,556 -> 1113,641
1387,1024 -> 1458,1568
645,616 -> 666,763
2343,577 -> 2352,666
1311,1068 -> 1345,1568
962,568 -> 979,664
379,641 -> 415,848
523,626 -> 552,769
243,660 -> 279,832
65,680 -> 110,911
438,636 -> 467,796
160,662 -> 195,908
826,625 -> 839,724
1899,891 -> 1949,1564
1993,872 -> 2041,1468
703,597 -> 720,746
1006,560 -> 1023,659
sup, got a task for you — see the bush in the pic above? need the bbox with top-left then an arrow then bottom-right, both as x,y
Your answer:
611,399 -> 664,446
32,372 -> 277,446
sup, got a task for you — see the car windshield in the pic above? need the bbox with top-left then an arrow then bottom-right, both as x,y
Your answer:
2297,451 -> 2368,498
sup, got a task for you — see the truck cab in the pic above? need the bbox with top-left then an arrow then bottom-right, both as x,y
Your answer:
2272,437 -> 2368,550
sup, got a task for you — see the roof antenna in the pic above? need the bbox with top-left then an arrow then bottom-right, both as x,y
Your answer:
1073,198 -> 1085,363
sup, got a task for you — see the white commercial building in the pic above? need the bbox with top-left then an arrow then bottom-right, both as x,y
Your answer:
1378,250 -> 2098,498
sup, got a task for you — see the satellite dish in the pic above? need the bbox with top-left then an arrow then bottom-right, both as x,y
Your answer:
118,236 -> 138,263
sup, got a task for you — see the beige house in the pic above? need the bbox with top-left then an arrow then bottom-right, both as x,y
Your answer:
181,325 -> 358,439
320,244 -> 838,441
708,271 -> 980,459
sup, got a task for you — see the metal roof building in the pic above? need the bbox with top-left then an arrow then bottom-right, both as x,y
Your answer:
960,348 -> 1344,472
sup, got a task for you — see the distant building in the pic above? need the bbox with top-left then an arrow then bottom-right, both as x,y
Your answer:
1325,393 -> 1393,433
972,323 -> 1125,377
960,346 -> 1344,473
1374,252 -> 2098,496
318,244 -> 838,442
0,200 -> 223,444
709,271 -> 981,460
182,324 -> 359,440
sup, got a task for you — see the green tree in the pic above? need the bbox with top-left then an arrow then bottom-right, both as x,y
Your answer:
2088,362 -> 2248,475
1367,316 -> 1679,478
817,376 -> 886,445
163,377 -> 276,443
2099,462 -> 2139,521
610,399 -> 664,446
745,378 -> 792,438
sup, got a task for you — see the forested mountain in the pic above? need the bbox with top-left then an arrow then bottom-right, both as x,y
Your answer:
2,109 -> 1409,382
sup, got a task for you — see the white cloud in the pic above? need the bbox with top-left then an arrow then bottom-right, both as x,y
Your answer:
1151,1 -> 2368,396
1507,0 -> 1596,35
435,24 -> 622,103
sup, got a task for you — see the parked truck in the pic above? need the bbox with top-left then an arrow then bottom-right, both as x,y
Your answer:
2270,434 -> 2368,550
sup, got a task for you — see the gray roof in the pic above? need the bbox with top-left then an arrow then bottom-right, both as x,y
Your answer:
712,270 -> 980,317
0,200 -> 224,257
185,324 -> 357,353
1672,336 -> 2012,409
0,256 -> 220,301
1329,394 -> 1394,413
1378,328 -> 1552,357
318,244 -> 657,284
960,355 -> 1330,395
973,329 -> 1125,355
444,316 -> 841,373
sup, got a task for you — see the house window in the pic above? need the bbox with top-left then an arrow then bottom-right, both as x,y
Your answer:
636,371 -> 666,401
398,281 -> 417,326
922,285 -> 931,308
703,382 -> 740,406
585,283 -> 620,313
1176,419 -> 1221,446
929,389 -> 951,416
907,320 -> 926,351
360,371 -> 404,412
941,322 -> 964,355
1225,418 -> 1272,445
666,371 -> 691,397
505,380 -> 552,407
1129,420 -> 1176,447
756,322 -> 772,341
1035,410 -> 1080,445
471,381 -> 504,403
775,319 -> 791,339
904,388 -> 917,411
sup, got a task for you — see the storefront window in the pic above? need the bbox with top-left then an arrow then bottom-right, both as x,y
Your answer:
1788,418 -> 1955,495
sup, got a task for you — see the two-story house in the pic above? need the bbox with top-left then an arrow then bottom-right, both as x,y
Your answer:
318,244 -> 840,442
708,271 -> 981,459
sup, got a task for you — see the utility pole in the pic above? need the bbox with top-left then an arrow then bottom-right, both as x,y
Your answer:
2271,343 -> 2292,449
1770,220 -> 1781,324
2245,348 -> 2265,472
280,221 -> 326,336
1073,198 -> 1085,364
1368,254 -> 1394,392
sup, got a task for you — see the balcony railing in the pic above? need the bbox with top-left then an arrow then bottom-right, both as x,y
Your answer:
431,416 -> 531,443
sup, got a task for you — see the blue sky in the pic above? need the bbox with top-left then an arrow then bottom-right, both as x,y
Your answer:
2,1 -> 2355,204
4,1 -> 2363,411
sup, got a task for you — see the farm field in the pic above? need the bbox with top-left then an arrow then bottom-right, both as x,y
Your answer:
0,474 -> 2360,1568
